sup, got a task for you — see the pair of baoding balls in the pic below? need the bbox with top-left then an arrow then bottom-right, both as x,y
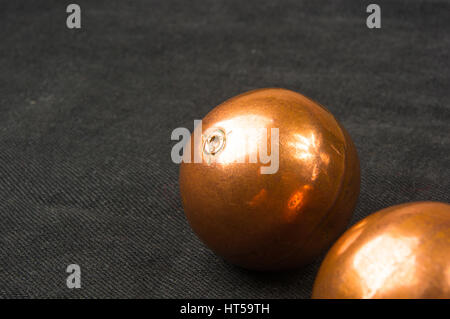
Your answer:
179,88 -> 450,298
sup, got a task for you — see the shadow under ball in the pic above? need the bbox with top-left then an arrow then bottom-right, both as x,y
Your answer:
179,88 -> 360,270
312,202 -> 450,298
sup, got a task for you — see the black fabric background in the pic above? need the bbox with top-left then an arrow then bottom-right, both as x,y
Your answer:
0,0 -> 449,298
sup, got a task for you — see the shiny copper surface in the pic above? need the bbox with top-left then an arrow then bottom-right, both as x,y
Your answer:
179,88 -> 360,270
312,202 -> 450,298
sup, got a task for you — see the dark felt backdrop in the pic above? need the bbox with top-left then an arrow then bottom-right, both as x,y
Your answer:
0,0 -> 449,298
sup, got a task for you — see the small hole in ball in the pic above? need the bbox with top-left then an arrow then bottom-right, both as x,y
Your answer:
203,129 -> 226,156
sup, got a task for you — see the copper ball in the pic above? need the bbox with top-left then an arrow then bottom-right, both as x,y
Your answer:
312,201 -> 450,298
179,88 -> 360,270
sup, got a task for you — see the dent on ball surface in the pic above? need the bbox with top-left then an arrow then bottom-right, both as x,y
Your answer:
179,88 -> 360,270
312,202 -> 450,298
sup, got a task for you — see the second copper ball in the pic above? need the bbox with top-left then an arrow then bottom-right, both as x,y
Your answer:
179,88 -> 360,270
312,202 -> 450,298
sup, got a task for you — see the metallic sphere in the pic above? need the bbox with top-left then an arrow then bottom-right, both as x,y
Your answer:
179,88 -> 360,270
312,202 -> 450,298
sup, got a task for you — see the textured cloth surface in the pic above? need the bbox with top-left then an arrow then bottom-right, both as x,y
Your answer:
0,0 -> 449,298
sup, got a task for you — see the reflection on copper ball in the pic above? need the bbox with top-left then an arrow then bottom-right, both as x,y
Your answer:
312,202 -> 450,298
179,88 -> 360,270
